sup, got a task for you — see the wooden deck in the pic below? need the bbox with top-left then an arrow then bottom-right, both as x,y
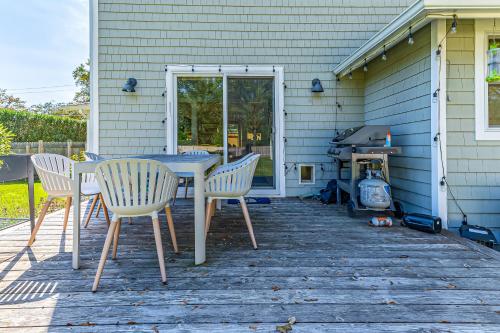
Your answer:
1,198 -> 500,332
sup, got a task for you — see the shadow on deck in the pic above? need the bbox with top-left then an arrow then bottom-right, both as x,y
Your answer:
0,198 -> 500,332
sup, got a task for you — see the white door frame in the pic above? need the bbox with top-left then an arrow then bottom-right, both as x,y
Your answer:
165,65 -> 286,197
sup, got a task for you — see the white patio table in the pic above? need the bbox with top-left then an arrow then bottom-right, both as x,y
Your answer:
71,154 -> 221,269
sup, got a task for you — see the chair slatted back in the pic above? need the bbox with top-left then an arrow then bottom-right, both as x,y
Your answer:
31,154 -> 73,196
210,153 -> 255,177
205,154 -> 260,196
95,159 -> 177,211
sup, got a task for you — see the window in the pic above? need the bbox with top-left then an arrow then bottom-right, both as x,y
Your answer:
299,164 -> 315,184
475,20 -> 500,140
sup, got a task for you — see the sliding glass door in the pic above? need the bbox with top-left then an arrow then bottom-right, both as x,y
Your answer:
227,77 -> 275,188
174,74 -> 276,189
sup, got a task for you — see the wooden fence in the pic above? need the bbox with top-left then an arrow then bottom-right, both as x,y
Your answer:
11,141 -> 86,157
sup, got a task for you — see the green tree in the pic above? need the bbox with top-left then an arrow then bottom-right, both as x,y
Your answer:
72,59 -> 90,104
177,78 -> 223,146
0,89 -> 26,110
29,101 -> 63,115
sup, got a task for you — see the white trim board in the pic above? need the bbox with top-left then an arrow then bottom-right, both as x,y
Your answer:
88,0 -> 99,153
164,65 -> 286,197
430,20 -> 448,228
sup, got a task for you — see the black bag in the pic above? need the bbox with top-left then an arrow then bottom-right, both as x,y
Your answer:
460,223 -> 498,248
402,213 -> 442,234
320,180 -> 337,204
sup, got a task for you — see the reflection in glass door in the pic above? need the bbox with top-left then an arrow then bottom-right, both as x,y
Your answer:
227,77 -> 274,188
176,77 -> 223,155
175,74 -> 276,189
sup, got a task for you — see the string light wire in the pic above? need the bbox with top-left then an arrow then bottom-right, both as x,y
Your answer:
338,13 -> 456,77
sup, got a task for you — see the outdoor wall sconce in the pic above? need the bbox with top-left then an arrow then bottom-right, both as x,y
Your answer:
311,78 -> 324,93
122,78 -> 137,92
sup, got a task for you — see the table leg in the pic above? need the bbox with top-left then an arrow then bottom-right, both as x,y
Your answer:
72,173 -> 82,269
193,168 -> 206,265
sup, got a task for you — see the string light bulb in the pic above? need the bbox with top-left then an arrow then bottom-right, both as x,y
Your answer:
363,59 -> 368,72
451,15 -> 457,34
348,70 -> 353,79
408,26 -> 414,45
381,45 -> 387,61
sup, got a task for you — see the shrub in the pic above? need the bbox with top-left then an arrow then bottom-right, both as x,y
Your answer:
0,108 -> 86,142
0,123 -> 14,155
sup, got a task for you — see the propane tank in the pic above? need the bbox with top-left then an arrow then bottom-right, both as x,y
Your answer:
359,177 -> 391,209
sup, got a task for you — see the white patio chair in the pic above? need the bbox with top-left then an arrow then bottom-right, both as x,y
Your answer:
204,154 -> 260,249
92,158 -> 179,291
83,151 -> 110,228
27,154 -> 110,246
208,152 -> 255,177
177,150 -> 210,199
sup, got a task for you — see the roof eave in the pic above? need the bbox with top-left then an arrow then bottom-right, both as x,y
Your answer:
333,0 -> 500,77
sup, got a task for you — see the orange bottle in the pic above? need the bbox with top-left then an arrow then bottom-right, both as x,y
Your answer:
385,129 -> 392,147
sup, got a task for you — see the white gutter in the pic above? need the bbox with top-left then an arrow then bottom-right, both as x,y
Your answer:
333,0 -> 500,77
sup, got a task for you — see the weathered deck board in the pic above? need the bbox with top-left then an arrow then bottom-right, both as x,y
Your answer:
1,198 -> 499,331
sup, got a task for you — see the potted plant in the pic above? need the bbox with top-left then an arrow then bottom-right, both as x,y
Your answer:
486,41 -> 500,82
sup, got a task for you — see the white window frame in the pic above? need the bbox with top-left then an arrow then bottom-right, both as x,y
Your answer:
165,65 -> 286,197
475,19 -> 500,140
298,164 -> 315,185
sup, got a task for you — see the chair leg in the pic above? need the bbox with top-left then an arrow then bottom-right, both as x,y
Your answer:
152,216 -> 167,284
165,207 -> 178,254
63,197 -> 72,232
184,178 -> 189,198
112,218 -> 121,260
95,201 -> 101,217
239,197 -> 257,249
100,194 -> 111,226
92,219 -> 119,292
172,184 -> 178,206
27,199 -> 52,246
84,195 -> 99,228
211,199 -> 216,217
205,199 -> 215,238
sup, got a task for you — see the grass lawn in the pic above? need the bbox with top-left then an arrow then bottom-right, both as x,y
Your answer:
0,180 -> 65,229
255,156 -> 273,177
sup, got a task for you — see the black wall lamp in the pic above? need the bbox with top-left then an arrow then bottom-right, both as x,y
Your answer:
311,78 -> 324,93
122,78 -> 137,92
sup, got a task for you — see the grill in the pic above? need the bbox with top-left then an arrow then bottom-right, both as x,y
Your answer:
328,125 -> 402,217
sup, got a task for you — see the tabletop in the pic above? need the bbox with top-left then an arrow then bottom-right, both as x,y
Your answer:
74,154 -> 221,174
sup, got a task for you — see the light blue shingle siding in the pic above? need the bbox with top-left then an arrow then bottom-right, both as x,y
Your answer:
446,19 -> 500,236
363,24 -> 433,214
97,0 -> 413,196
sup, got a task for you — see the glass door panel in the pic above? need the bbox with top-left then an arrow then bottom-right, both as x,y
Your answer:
176,77 -> 223,155
227,77 -> 275,188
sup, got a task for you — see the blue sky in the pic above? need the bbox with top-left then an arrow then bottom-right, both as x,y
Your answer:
0,0 -> 89,106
